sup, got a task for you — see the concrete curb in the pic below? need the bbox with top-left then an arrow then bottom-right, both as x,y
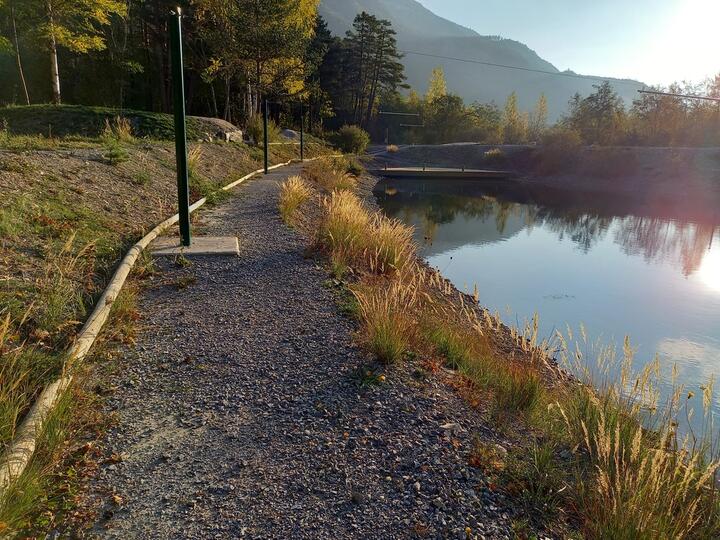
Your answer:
0,155 -> 336,497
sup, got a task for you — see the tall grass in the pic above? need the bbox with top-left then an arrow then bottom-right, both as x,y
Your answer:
553,330 -> 720,538
352,278 -> 418,363
279,176 -> 313,224
303,158 -> 358,192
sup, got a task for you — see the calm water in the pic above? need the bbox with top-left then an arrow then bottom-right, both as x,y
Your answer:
375,179 -> 720,426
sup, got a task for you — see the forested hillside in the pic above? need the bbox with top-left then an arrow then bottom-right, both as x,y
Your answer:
318,0 -> 644,119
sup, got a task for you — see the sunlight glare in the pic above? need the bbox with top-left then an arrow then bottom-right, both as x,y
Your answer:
697,244 -> 720,293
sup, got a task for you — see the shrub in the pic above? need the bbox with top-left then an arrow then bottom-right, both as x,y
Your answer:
279,175 -> 313,224
333,125 -> 370,154
245,114 -> 280,145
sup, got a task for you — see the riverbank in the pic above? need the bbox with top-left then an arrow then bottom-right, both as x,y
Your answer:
279,157 -> 720,539
377,144 -> 720,223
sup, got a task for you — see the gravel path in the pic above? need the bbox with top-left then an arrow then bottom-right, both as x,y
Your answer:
85,164 -> 515,539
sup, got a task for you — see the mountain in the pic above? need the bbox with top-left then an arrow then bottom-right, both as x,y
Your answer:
318,0 -> 645,120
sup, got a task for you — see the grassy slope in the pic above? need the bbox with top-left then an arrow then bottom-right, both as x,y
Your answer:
0,124 -> 331,533
0,104 -> 226,140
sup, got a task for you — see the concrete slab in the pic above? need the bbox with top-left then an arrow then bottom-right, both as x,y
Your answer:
152,236 -> 239,257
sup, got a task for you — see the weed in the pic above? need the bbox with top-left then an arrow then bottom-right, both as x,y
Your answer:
355,367 -> 387,388
131,171 -> 151,186
279,175 -> 313,224
504,442 -> 567,516
427,326 -> 472,369
174,254 -> 192,268
173,274 -> 197,290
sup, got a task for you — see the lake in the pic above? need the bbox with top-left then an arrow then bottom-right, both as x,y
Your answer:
375,178 -> 720,430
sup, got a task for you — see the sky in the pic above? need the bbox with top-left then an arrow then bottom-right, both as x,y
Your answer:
417,0 -> 719,86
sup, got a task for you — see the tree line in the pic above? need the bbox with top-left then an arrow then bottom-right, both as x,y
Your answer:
0,0 -> 718,147
0,0 -> 408,132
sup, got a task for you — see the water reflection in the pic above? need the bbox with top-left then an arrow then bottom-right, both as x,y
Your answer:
375,178 -> 720,427
376,181 -> 718,277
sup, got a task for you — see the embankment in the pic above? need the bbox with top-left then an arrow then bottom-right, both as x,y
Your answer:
379,144 -> 720,223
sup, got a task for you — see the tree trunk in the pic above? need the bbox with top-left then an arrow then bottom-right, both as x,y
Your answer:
49,33 -> 61,104
11,6 -> 30,105
47,2 -> 61,104
224,75 -> 231,121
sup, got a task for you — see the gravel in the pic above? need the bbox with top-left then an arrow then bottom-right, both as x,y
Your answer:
84,164 -> 517,539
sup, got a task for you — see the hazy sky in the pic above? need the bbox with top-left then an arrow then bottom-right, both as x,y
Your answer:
417,0 -> 718,86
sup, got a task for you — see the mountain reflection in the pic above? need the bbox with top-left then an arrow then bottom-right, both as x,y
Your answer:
376,185 -> 719,277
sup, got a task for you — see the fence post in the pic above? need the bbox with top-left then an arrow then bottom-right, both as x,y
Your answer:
299,102 -> 304,161
263,98 -> 269,174
169,7 -> 191,246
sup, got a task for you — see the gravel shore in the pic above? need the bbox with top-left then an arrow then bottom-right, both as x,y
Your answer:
84,163 -> 517,539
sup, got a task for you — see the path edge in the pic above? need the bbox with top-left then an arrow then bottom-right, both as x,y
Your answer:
0,155 -> 337,497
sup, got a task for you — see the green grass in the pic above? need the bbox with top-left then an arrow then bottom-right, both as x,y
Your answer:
0,104 -> 215,140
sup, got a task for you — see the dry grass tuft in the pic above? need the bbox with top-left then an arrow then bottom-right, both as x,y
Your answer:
279,175 -> 313,224
303,158 -> 358,192
386,144 -> 400,153
366,215 -> 415,274
102,116 -> 134,142
352,277 -> 418,363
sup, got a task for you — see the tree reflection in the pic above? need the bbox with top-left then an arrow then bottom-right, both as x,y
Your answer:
377,188 -> 719,276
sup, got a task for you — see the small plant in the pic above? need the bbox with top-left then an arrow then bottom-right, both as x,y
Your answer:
503,442 -> 567,516
332,125 -> 370,154
131,171 -> 151,186
173,274 -> 197,290
174,253 -> 191,268
279,175 -> 313,224
103,138 -> 129,165
187,146 -> 203,179
386,144 -> 399,153
355,367 -> 387,387
427,326 -> 472,369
